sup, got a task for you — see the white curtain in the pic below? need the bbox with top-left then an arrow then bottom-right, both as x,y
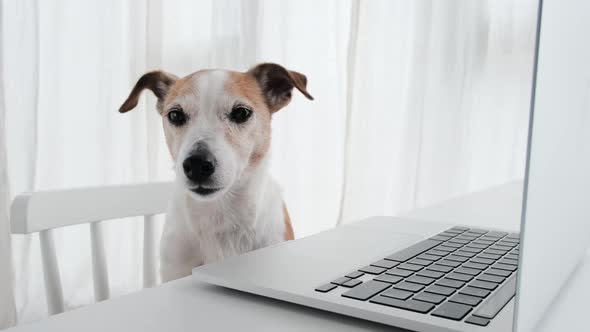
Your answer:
0,0 -> 537,327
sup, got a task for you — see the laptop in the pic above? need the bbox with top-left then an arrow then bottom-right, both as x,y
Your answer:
192,1 -> 590,331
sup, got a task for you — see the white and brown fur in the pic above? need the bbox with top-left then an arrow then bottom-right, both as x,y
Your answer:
119,63 -> 312,282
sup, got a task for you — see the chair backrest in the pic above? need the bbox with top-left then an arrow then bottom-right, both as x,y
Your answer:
9,182 -> 174,316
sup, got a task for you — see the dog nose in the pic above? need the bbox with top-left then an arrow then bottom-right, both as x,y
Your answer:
183,154 -> 215,183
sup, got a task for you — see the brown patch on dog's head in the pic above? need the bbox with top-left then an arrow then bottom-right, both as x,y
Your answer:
119,70 -> 178,113
248,63 -> 313,113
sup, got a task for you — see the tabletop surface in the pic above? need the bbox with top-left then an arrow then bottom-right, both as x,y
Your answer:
7,181 -> 589,331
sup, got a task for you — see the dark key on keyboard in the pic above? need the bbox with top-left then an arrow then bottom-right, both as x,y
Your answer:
381,288 -> 413,300
397,263 -> 423,272
371,259 -> 399,269
331,277 -> 351,285
469,280 -> 498,291
486,268 -> 512,277
465,315 -> 490,326
416,270 -> 444,279
374,274 -> 403,284
346,271 -> 364,279
425,285 -> 456,296
492,263 -> 518,272
417,254 -> 441,261
449,293 -> 482,306
477,274 -> 505,283
427,264 -> 453,273
460,286 -> 491,298
370,296 -> 435,313
431,302 -> 472,320
446,272 -> 473,282
454,267 -> 481,276
359,266 -> 387,275
315,283 -> 337,293
342,279 -> 363,288
435,278 -> 465,289
386,268 -> 413,277
473,275 -> 516,319
394,282 -> 425,293
385,239 -> 441,262
437,259 -> 461,268
406,275 -> 435,285
342,280 -> 390,301
484,231 -> 508,238
413,292 -> 446,304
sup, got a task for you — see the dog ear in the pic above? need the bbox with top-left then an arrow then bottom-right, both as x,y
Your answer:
119,71 -> 178,113
248,63 -> 313,113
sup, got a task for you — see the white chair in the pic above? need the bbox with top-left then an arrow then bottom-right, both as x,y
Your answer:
9,182 -> 174,316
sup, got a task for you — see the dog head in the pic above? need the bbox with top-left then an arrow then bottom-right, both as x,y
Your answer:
119,63 -> 313,201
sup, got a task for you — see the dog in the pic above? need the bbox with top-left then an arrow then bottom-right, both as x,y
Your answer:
119,63 -> 313,282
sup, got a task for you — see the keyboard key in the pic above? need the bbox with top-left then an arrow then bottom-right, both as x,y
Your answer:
502,238 -> 519,244
331,277 -> 351,285
445,255 -> 469,263
315,283 -> 337,293
346,271 -> 364,279
506,232 -> 520,239
434,245 -> 457,252
407,258 -> 432,266
386,268 -> 413,277
470,257 -> 495,265
469,280 -> 498,291
466,228 -> 488,234
425,285 -> 456,296
460,287 -> 491,298
342,279 -> 363,288
416,270 -> 444,279
490,244 -> 512,251
370,296 -> 435,313
484,231 -> 508,238
486,268 -> 512,277
436,278 -> 465,289
448,239 -> 470,245
449,293 -> 482,306
460,247 -> 482,254
444,229 -> 464,235
359,266 -> 387,275
431,302 -> 472,320
342,280 -> 391,301
406,275 -> 435,285
466,243 -> 488,250
473,275 -> 516,319
462,262 -> 487,270
465,315 -> 490,326
371,259 -> 399,269
439,231 -> 461,238
426,249 -> 449,256
446,272 -> 473,282
442,242 -> 463,249
374,274 -> 403,284
497,241 -> 517,247
427,264 -> 453,273
492,263 -> 517,272
430,235 -> 452,242
413,292 -> 446,304
437,259 -> 461,268
478,253 -> 502,260
484,249 -> 507,256
473,240 -> 494,246
450,226 -> 469,231
417,254 -> 441,261
394,282 -> 425,293
477,274 -> 505,283
381,288 -> 413,300
453,250 -> 477,258
397,263 -> 423,272
385,239 -> 441,262
454,267 -> 481,276
506,253 -> 519,260
499,258 -> 518,266
455,235 -> 478,241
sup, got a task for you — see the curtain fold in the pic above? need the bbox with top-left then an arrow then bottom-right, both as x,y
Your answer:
1,0 -> 536,327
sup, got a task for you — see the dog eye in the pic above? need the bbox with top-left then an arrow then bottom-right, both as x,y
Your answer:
229,106 -> 253,124
167,108 -> 187,126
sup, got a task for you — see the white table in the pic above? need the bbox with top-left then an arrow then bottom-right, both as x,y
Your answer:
7,182 -> 589,331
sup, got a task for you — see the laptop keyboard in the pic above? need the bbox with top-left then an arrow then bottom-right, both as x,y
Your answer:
315,227 -> 519,327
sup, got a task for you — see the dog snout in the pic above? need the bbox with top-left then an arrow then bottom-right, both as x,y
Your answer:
183,151 -> 216,183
